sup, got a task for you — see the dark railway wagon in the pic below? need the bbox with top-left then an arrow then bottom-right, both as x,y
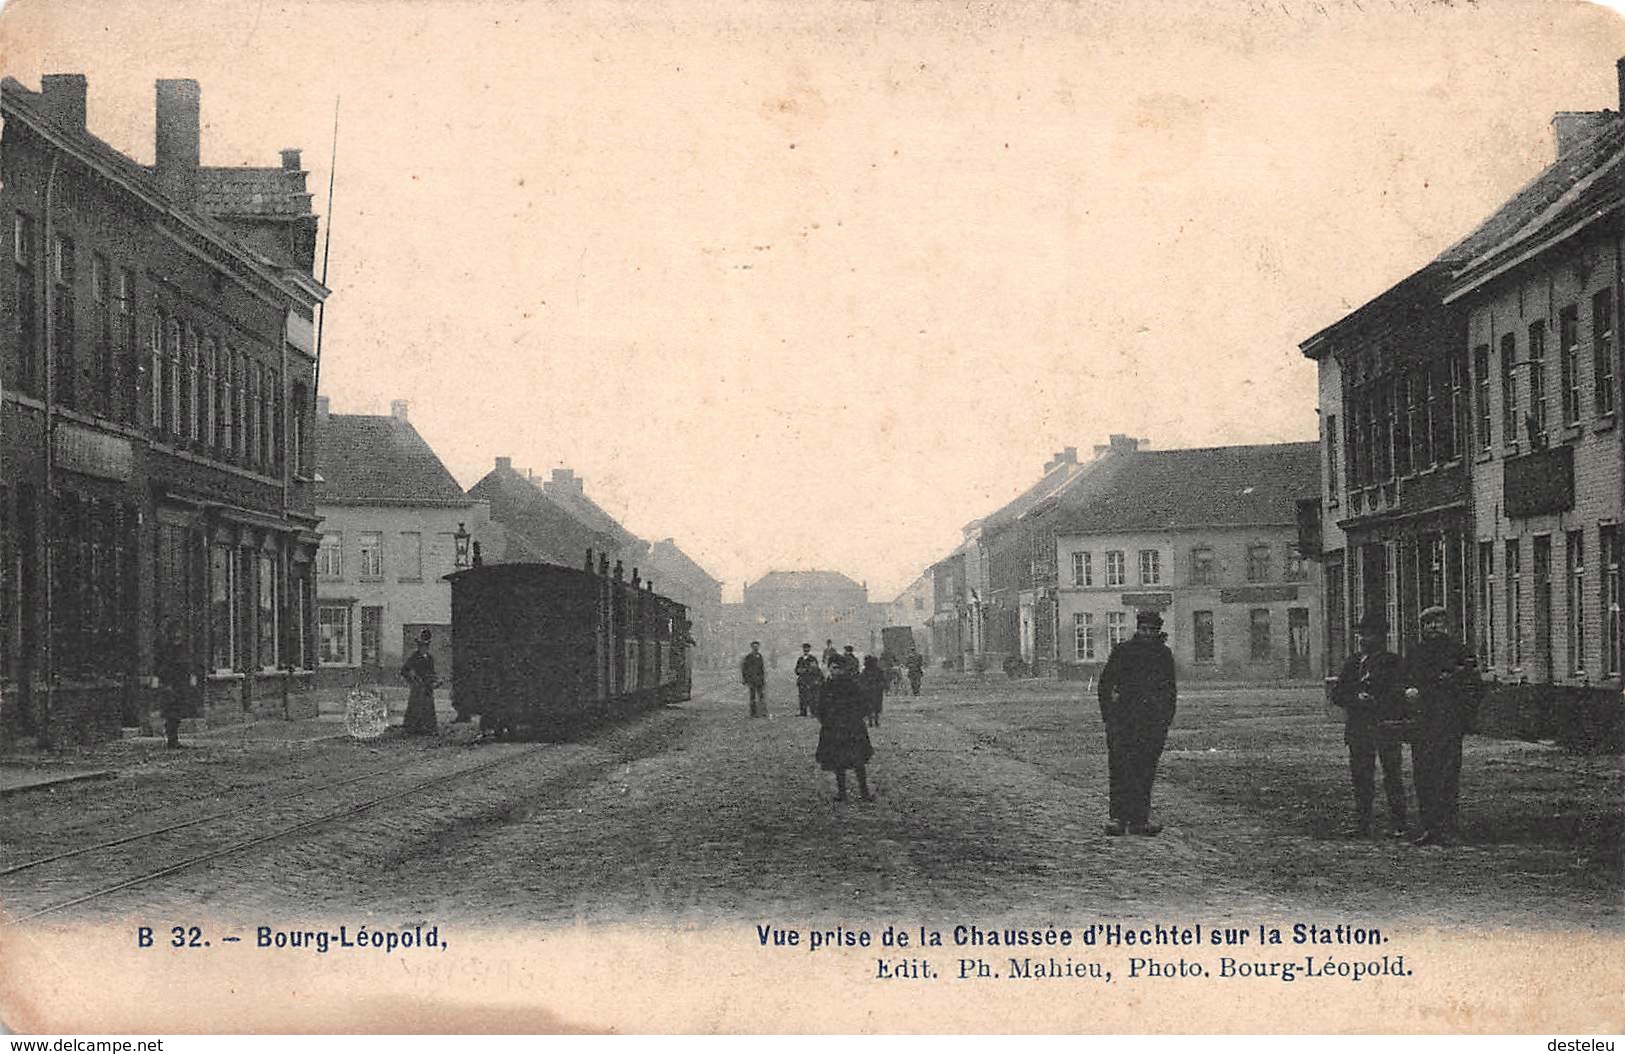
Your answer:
446,552 -> 692,739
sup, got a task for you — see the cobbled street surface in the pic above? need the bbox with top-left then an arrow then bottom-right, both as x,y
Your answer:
2,671 -> 1619,929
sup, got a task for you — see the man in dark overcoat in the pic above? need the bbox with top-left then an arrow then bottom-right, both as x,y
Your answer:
794,643 -> 823,717
1330,614 -> 1408,838
1401,605 -> 1480,846
1096,609 -> 1177,836
155,619 -> 195,749
741,641 -> 767,718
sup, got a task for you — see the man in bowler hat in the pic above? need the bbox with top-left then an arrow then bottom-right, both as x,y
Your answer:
1097,609 -> 1177,836
1331,614 -> 1408,838
1401,605 -> 1480,846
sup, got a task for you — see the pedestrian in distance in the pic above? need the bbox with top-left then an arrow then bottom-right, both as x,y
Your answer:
741,641 -> 767,718
816,657 -> 875,801
155,619 -> 195,749
841,645 -> 859,676
401,629 -> 440,735
1401,606 -> 1481,847
906,651 -> 924,696
794,643 -> 823,717
822,639 -> 839,669
1330,614 -> 1408,839
860,654 -> 886,727
1097,609 -> 1177,836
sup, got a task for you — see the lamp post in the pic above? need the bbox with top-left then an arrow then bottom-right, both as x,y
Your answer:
453,522 -> 471,570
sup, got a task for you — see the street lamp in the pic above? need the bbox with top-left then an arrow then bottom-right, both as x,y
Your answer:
454,522 -> 471,570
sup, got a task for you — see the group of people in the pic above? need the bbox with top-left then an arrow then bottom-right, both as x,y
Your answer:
1330,604 -> 1480,846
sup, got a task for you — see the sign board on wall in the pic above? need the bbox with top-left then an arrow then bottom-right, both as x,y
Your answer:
54,424 -> 133,482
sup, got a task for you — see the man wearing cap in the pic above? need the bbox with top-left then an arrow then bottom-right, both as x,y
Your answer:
1330,615 -> 1408,838
741,641 -> 767,717
1096,609 -> 1177,836
1401,605 -> 1481,846
795,643 -> 824,717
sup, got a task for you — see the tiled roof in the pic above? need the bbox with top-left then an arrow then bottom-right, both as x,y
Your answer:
314,414 -> 470,505
980,457 -> 1092,535
749,570 -> 865,593
468,464 -> 618,565
195,166 -> 314,219
1053,443 -> 1320,534
1446,118 -> 1624,297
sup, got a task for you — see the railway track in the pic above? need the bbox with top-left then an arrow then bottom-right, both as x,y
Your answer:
2,741 -> 546,922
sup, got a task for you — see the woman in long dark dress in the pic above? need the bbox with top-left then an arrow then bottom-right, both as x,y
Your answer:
860,654 -> 886,727
401,629 -> 439,735
816,662 -> 874,801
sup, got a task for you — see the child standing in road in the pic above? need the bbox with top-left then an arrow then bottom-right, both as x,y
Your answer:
816,662 -> 875,801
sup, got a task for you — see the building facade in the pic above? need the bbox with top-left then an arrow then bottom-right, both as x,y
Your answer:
881,571 -> 934,664
731,570 -> 873,669
1,74 -> 327,744
643,538 -> 723,670
1053,444 -> 1322,683
313,399 -> 493,686
929,526 -> 985,670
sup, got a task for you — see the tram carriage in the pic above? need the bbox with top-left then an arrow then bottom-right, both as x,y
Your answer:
446,549 -> 693,740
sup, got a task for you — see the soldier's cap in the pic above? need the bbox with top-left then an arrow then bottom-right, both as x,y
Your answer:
1354,614 -> 1389,634
750,640 -> 761,646
1135,609 -> 1164,628
416,629 -> 433,645
1419,605 -> 1449,622
801,643 -> 812,649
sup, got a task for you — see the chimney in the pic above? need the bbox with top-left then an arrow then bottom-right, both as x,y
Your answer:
280,148 -> 302,172
495,455 -> 512,473
1618,56 -> 1625,115
390,399 -> 409,422
39,74 -> 87,130
155,79 -> 201,205
549,467 -> 584,493
1109,434 -> 1139,453
1552,111 -> 1614,159
315,395 -> 330,422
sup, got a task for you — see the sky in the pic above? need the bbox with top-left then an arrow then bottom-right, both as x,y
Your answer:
2,0 -> 1623,601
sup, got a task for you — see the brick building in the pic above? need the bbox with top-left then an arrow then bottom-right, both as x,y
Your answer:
313,398 -> 494,686
643,538 -> 723,670
929,525 -> 984,671
0,75 -> 327,744
1053,443 -> 1322,683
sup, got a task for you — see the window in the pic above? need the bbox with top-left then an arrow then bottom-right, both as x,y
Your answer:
293,576 -> 310,670
1246,545 -> 1272,583
399,532 -> 423,580
1249,608 -> 1273,660
1106,611 -> 1128,649
1391,376 -> 1411,477
209,544 -> 236,672
52,235 -> 76,410
1604,526 -> 1621,679
1559,306 -> 1581,426
1473,344 -> 1491,451
1074,612 -> 1095,661
257,553 -> 279,670
1595,289 -> 1616,417
245,360 -> 259,465
360,606 -> 382,666
184,327 -> 199,442
358,531 -> 383,579
13,212 -> 37,395
1529,319 -> 1548,441
1105,551 -> 1126,587
235,352 -> 249,459
116,269 -> 135,422
1071,550 -> 1092,587
1285,545 -> 1308,582
1444,349 -> 1465,459
1478,541 -> 1496,663
1137,549 -> 1161,586
291,381 -> 309,475
1190,546 -> 1216,586
164,318 -> 181,435
316,533 -> 342,579
1500,332 -> 1519,447
318,606 -> 350,664
148,316 -> 163,428
203,338 -> 216,448
1193,610 -> 1215,663
91,253 -> 111,416
1506,540 -> 1523,669
220,346 -> 235,453
1411,368 -> 1434,470
1324,413 -> 1339,499
1568,530 -> 1586,675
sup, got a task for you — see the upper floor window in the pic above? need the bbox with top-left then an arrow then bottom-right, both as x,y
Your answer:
1247,544 -> 1272,583
1104,550 -> 1126,587
1137,549 -> 1161,586
357,531 -> 383,579
1106,611 -> 1128,648
316,533 -> 342,579
1473,344 -> 1492,451
51,234 -> 73,286
1500,332 -> 1518,447
1190,546 -> 1216,585
1324,413 -> 1339,498
1594,289 -> 1616,418
1529,319 -> 1548,441
1071,550 -> 1092,587
1559,305 -> 1581,426
12,212 -> 34,266
1285,545 -> 1308,582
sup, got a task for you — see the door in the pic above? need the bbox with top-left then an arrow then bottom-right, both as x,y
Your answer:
1288,607 -> 1311,678
1533,536 -> 1553,681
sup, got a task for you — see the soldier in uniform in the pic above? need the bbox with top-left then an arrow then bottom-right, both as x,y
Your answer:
1330,614 -> 1408,838
741,641 -> 767,718
794,643 -> 823,717
1401,605 -> 1480,846
401,629 -> 439,735
1096,609 -> 1177,836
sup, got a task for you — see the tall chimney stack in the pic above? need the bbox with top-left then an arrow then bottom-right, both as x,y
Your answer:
1617,56 -> 1624,114
390,399 -> 409,422
155,79 -> 201,206
39,74 -> 87,130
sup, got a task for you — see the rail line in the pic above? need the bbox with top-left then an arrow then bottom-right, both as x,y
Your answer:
7,743 -> 547,922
